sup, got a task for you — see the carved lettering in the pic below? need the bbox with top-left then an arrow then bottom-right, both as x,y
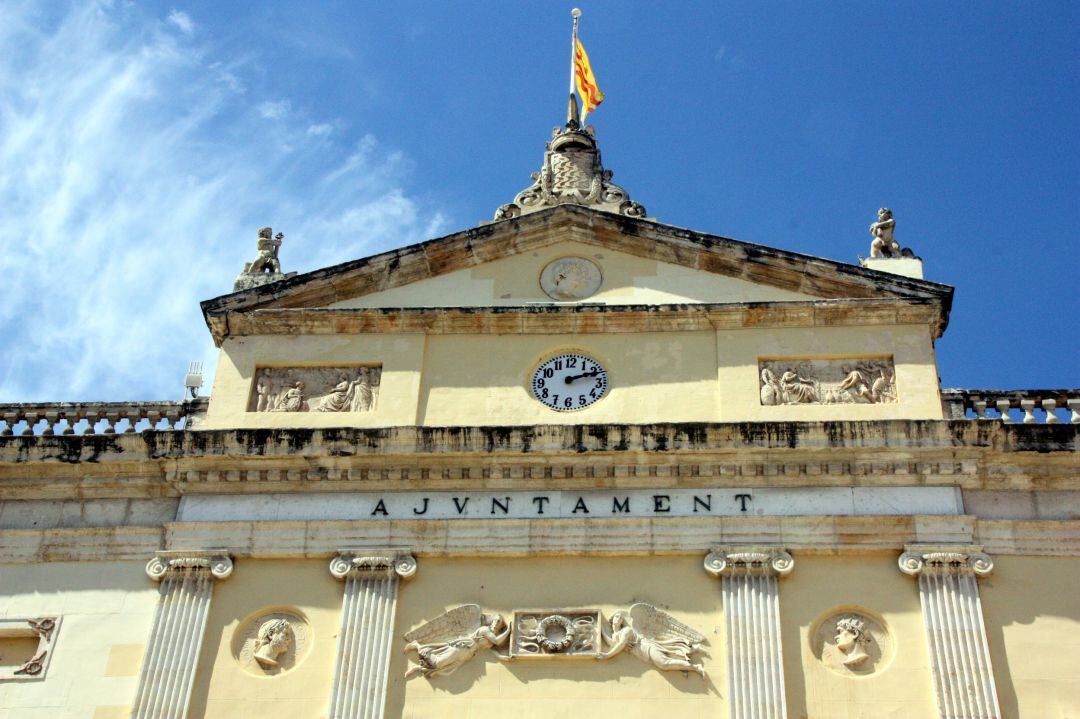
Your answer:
653,495 -> 671,513
693,495 -> 712,513
735,493 -> 752,512
572,497 -> 590,514
371,499 -> 388,516
612,496 -> 630,514
491,497 -> 511,515
452,497 -> 470,515
412,498 -> 429,515
532,496 -> 550,514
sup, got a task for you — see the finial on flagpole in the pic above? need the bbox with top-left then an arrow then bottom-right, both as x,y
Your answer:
572,8 -> 582,18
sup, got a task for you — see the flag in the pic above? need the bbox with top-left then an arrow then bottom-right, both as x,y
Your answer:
574,38 -> 604,120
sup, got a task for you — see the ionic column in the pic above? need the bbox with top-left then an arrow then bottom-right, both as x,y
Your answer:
133,551 -> 233,719
705,547 -> 794,719
899,545 -> 1001,719
328,550 -> 417,719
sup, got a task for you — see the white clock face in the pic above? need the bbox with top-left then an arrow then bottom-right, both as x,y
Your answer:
531,353 -> 608,411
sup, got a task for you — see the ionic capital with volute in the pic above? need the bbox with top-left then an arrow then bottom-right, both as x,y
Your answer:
144,550 -> 234,582
329,550 -> 417,581
703,546 -> 794,578
898,544 -> 994,578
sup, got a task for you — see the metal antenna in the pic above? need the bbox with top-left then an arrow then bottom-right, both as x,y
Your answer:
184,361 -> 204,399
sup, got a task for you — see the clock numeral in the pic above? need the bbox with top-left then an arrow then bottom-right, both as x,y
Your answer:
541,388 -> 549,398
563,397 -> 572,408
567,357 -> 577,368
589,389 -> 597,399
595,379 -> 603,388
536,378 -> 545,388
554,360 -> 563,370
552,394 -> 559,405
543,368 -> 554,379
578,395 -> 586,405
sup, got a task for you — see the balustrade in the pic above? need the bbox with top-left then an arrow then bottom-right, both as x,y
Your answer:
0,399 -> 207,436
941,389 -> 1079,424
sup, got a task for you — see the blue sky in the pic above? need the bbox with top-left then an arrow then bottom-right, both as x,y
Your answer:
1,1 -> 1076,401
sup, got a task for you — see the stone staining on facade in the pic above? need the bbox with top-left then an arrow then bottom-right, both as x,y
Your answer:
759,357 -> 897,405
249,365 -> 382,413
133,551 -> 234,719
899,546 -> 1002,719
705,548 -> 794,719
328,551 -> 416,719
233,227 -> 296,291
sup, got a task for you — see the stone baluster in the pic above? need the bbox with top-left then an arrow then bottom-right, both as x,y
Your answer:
1019,399 -> 1037,424
132,551 -> 233,719
1070,399 -> 1080,424
971,399 -> 988,419
705,547 -> 794,719
899,545 -> 1000,719
993,399 -> 1012,423
328,551 -> 417,719
1040,399 -> 1059,424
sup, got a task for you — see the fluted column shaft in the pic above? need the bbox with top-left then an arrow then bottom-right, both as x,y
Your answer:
132,551 -> 233,719
328,551 -> 417,719
705,547 -> 794,719
900,545 -> 1000,719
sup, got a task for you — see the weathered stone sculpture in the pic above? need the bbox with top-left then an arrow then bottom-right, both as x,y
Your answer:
833,615 -> 868,667
233,227 -> 296,291
494,100 -> 646,220
867,207 -> 918,259
253,617 -> 292,669
597,603 -> 706,677
403,605 -> 510,679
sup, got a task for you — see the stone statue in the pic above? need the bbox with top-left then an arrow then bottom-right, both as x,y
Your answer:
403,605 -> 510,679
869,208 -> 898,258
597,603 -> 706,677
255,368 -> 274,412
833,615 -> 869,667
270,381 -> 306,412
233,227 -> 296,291
253,618 -> 291,669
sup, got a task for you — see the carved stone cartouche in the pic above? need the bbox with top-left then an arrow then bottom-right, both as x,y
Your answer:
494,120 -> 646,221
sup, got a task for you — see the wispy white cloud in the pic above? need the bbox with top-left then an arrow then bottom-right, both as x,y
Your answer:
167,9 -> 194,35
0,2 -> 447,402
257,99 -> 290,119
307,122 -> 334,137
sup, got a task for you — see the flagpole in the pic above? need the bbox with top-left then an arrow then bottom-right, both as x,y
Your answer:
567,8 -> 582,128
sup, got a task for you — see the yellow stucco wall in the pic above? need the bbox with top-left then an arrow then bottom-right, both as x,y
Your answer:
980,556 -> 1080,719
204,322 -> 942,428
0,561 -> 158,719
189,560 -> 341,718
330,240 -> 817,308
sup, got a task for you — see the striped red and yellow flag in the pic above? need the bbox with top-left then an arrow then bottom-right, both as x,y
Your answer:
574,38 -> 604,119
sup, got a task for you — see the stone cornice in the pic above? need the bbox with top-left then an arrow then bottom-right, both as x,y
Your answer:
0,518 -> 1075,562
200,206 -> 954,344
206,297 -> 945,346
0,421 -> 1075,500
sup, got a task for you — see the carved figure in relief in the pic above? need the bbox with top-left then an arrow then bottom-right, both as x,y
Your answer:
315,374 -> 355,412
780,370 -> 820,404
253,618 -> 292,669
403,605 -> 509,679
833,615 -> 869,667
350,367 -> 375,412
597,603 -> 706,677
838,366 -> 894,404
270,381 -> 306,412
255,369 -> 274,412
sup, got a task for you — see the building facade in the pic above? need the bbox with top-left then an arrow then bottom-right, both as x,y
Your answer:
1,110 -> 1077,719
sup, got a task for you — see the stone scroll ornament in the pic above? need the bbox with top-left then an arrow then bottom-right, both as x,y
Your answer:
403,605 -> 509,679
597,604 -> 706,677
249,366 -> 381,413
759,358 -> 897,406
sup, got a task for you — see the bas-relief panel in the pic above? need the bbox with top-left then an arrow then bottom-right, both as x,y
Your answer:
759,357 -> 897,406
247,366 -> 381,413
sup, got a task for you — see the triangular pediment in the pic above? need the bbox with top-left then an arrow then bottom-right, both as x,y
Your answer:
202,205 -> 953,340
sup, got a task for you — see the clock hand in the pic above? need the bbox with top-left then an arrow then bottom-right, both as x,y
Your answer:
564,370 -> 600,384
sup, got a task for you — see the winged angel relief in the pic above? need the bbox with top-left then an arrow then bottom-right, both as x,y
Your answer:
403,605 -> 509,679
597,603 -> 707,677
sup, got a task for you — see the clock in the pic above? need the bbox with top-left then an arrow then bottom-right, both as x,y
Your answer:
530,353 -> 608,411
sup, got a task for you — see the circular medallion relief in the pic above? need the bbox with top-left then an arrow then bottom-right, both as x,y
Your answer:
540,257 -> 602,301
810,608 -> 891,677
232,608 -> 311,676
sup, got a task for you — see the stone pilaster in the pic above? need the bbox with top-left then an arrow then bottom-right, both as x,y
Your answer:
899,545 -> 1001,719
705,547 -> 794,719
328,550 -> 417,719
132,551 -> 233,719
